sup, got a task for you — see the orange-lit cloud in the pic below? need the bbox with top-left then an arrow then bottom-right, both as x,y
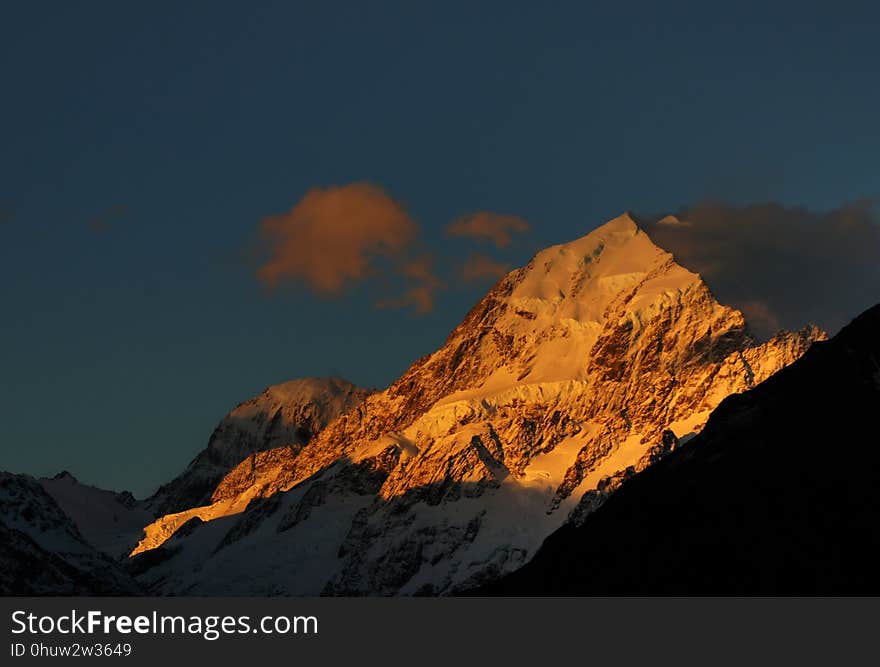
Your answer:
461,254 -> 510,283
377,285 -> 435,314
257,183 -> 417,295
376,256 -> 443,314
257,183 -> 445,313
445,212 -> 530,248
640,200 -> 880,338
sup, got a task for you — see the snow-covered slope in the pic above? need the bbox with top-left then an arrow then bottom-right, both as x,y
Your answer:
39,471 -> 154,559
0,472 -> 141,594
133,214 -> 824,595
147,377 -> 372,516
480,303 -> 880,594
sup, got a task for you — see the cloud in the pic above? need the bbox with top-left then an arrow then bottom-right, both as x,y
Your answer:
376,256 -> 444,314
257,183 -> 417,295
736,300 -> 782,335
460,254 -> 510,283
445,212 -> 530,248
638,200 -> 880,338
377,284 -> 436,314
257,183 -> 443,313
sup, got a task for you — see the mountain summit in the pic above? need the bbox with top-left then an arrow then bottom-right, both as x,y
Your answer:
131,215 -> 824,595
480,302 -> 880,594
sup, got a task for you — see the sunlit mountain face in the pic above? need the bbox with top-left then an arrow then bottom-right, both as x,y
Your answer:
113,215 -> 816,595
4,3 -> 879,602
479,303 -> 880,595
2,214 -> 852,596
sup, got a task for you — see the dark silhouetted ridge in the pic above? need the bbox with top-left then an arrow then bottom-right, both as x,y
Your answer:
478,304 -> 880,595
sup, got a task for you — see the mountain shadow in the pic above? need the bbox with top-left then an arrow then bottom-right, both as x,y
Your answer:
477,303 -> 880,595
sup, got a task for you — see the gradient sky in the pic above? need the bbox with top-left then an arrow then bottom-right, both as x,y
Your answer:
2,1 -> 878,496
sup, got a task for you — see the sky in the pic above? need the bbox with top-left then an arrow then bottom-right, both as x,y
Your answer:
1,1 -> 878,496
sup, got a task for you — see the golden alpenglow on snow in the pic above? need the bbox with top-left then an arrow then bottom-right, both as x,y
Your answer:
128,215 -> 823,594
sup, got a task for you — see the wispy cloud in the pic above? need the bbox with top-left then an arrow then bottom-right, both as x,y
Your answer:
460,254 -> 510,283
256,186 -> 535,314
445,212 -> 530,248
639,199 -> 880,337
376,256 -> 444,314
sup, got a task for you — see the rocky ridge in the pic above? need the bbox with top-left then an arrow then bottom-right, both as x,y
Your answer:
479,303 -> 880,594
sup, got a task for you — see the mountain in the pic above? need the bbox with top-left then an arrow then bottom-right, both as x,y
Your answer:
146,377 -> 373,516
0,472 -> 142,595
478,303 -> 880,595
131,214 -> 823,595
0,378 -> 370,594
38,471 -> 154,559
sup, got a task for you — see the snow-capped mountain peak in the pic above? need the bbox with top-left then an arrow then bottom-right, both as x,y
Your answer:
445,212 -> 709,393
130,215 -> 825,595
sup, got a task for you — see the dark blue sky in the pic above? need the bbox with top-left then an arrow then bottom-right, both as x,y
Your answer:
2,2 -> 878,496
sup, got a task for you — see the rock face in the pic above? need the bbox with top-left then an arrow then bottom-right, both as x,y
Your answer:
133,214 -> 824,595
478,303 -> 880,595
146,377 -> 373,516
0,472 -> 142,595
